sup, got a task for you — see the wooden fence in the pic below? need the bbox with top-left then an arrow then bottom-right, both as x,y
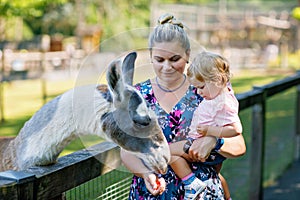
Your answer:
0,50 -> 85,122
0,71 -> 300,200
0,142 -> 121,200
236,71 -> 300,199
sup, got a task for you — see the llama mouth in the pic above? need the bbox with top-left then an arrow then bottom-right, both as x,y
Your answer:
157,166 -> 168,175
140,158 -> 168,175
151,161 -> 168,175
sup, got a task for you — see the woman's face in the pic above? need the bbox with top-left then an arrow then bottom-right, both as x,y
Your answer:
190,79 -> 223,100
151,41 -> 189,82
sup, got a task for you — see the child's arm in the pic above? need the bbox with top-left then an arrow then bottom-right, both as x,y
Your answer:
197,121 -> 242,138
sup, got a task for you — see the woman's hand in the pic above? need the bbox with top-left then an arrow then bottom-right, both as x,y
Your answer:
121,149 -> 166,195
188,136 -> 217,162
197,125 -> 209,136
143,173 -> 166,196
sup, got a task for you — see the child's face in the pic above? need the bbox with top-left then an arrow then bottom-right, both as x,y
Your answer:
191,79 -> 224,100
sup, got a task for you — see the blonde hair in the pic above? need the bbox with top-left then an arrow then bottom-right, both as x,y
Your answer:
148,13 -> 190,53
187,51 -> 231,86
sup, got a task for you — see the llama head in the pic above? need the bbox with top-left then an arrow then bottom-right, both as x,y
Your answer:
104,52 -> 170,174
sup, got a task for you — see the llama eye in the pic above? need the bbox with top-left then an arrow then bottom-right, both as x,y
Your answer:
153,134 -> 162,141
154,57 -> 164,63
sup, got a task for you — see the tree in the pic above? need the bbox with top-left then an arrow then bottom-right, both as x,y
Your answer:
0,0 -> 72,40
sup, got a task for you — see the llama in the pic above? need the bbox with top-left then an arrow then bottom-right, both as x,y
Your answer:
0,52 -> 170,174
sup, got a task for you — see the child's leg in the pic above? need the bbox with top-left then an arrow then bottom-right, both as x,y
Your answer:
170,155 -> 193,179
219,173 -> 231,200
169,140 -> 187,157
170,155 -> 206,199
170,141 -> 207,199
214,163 -> 231,200
214,163 -> 222,174
169,140 -> 194,179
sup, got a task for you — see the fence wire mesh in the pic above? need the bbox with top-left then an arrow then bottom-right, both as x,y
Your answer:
65,168 -> 132,200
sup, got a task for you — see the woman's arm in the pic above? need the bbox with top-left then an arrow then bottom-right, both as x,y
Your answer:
218,134 -> 246,158
188,134 -> 246,161
120,149 -> 166,195
120,149 -> 151,176
198,121 -> 242,138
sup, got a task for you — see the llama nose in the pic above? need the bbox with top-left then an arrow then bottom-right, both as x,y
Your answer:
159,164 -> 168,175
158,169 -> 166,175
164,153 -> 170,164
158,155 -> 170,175
132,115 -> 151,126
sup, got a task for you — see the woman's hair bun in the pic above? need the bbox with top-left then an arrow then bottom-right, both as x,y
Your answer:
158,13 -> 184,28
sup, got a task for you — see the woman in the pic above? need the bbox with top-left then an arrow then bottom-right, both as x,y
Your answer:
120,13 -> 246,199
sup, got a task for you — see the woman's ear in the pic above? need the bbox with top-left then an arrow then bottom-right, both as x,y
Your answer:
149,52 -> 153,63
185,49 -> 191,63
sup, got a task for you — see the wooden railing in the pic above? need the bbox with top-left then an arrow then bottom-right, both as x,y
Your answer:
0,50 -> 86,122
236,71 -> 300,199
0,142 -> 121,200
1,71 -> 300,200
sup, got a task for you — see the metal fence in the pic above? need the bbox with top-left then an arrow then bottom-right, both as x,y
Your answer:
66,167 -> 132,200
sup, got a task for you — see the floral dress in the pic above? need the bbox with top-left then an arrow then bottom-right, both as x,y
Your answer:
128,79 -> 224,200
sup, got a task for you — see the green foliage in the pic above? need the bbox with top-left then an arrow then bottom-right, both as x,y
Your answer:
1,0 -> 152,40
95,0 -> 150,41
24,2 -> 78,36
0,0 -> 73,38
2,0 -> 298,42
0,0 -> 67,18
156,0 -> 215,3
292,6 -> 300,21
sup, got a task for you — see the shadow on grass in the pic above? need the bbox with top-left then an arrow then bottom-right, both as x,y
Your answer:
0,115 -> 32,137
0,89 -> 70,135
0,115 -> 104,156
232,74 -> 286,92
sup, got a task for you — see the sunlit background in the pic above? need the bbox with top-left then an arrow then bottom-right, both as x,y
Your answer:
1,1 -> 300,199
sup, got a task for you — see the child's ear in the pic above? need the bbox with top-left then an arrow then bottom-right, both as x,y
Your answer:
221,76 -> 228,86
216,75 -> 226,88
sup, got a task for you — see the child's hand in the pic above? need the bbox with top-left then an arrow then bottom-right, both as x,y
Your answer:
197,125 -> 209,136
144,173 -> 166,196
154,177 -> 166,193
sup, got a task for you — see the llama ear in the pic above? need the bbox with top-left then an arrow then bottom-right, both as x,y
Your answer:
107,60 -> 121,92
122,52 -> 137,86
128,92 -> 151,126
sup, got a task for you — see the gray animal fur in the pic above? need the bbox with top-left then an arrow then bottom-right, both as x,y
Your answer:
0,52 -> 170,174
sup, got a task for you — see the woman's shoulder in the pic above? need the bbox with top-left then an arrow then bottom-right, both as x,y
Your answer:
134,79 -> 151,90
180,85 -> 202,110
187,85 -> 202,100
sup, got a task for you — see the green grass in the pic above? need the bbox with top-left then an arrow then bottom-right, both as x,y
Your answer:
0,68 -> 295,155
230,68 -> 296,93
0,78 -> 85,156
0,68 -> 298,199
221,87 -> 297,199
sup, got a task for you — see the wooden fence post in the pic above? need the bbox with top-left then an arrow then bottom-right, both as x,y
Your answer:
0,49 -> 5,122
0,82 -> 4,122
249,87 -> 266,200
40,51 -> 47,105
0,170 -> 36,200
296,76 -> 300,161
